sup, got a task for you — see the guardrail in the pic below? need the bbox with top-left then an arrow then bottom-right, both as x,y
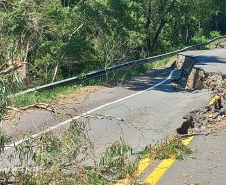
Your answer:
14,35 -> 226,96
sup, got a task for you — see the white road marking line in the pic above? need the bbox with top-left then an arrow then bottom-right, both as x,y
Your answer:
5,49 -> 218,150
5,70 -> 175,150
194,49 -> 217,57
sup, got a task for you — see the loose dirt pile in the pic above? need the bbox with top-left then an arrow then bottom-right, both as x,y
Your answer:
177,69 -> 226,134
215,43 -> 226,49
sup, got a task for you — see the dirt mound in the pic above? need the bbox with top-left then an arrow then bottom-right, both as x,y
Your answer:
177,66 -> 226,134
215,43 -> 226,49
177,96 -> 226,134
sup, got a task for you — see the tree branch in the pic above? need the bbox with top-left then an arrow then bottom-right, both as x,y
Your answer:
0,63 -> 24,76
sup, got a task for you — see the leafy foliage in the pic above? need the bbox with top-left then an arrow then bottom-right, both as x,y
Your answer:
0,0 -> 225,90
138,135 -> 193,161
7,125 -> 192,184
0,78 -> 11,154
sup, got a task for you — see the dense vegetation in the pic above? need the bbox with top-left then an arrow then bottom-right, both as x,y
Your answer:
0,0 -> 225,89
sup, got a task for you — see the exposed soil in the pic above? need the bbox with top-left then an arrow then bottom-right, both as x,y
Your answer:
215,43 -> 226,49
52,85 -> 102,105
176,54 -> 226,134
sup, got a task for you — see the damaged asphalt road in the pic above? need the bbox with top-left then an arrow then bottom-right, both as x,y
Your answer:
2,48 -> 226,179
175,49 -> 226,135
84,48 -> 226,156
158,48 -> 226,185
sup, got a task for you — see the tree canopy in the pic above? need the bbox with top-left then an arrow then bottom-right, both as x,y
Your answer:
0,0 -> 225,87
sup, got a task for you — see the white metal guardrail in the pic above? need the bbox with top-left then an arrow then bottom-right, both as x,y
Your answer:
14,35 -> 226,96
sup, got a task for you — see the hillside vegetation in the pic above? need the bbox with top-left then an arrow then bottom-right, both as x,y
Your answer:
0,0 -> 225,89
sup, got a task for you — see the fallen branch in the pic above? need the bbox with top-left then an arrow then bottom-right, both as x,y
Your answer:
0,64 -> 24,76
177,180 -> 200,185
6,103 -> 55,112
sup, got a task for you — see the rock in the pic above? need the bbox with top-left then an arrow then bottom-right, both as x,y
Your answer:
220,108 -> 225,115
176,67 -> 226,134
217,116 -> 222,121
213,113 -> 219,119
202,120 -> 208,126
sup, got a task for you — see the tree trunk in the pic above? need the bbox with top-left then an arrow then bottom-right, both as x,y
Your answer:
150,19 -> 166,55
172,19 -> 178,48
146,15 -> 151,57
183,12 -> 189,45
144,0 -> 152,57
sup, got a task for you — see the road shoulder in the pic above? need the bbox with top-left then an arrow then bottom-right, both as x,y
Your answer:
158,131 -> 226,185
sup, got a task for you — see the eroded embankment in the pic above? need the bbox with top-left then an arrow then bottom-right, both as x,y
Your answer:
174,54 -> 226,134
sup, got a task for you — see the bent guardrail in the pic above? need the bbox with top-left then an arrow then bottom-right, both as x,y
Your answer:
14,35 -> 226,96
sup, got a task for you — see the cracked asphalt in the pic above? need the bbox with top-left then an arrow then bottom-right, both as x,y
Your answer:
2,48 -> 226,184
158,49 -> 226,185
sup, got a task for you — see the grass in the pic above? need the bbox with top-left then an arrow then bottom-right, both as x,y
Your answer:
191,37 -> 226,50
137,135 -> 193,161
9,84 -> 82,107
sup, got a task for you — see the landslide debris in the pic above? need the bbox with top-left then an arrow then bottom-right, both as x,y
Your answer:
174,50 -> 226,134
172,55 -> 197,88
177,71 -> 226,134
215,43 -> 226,49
